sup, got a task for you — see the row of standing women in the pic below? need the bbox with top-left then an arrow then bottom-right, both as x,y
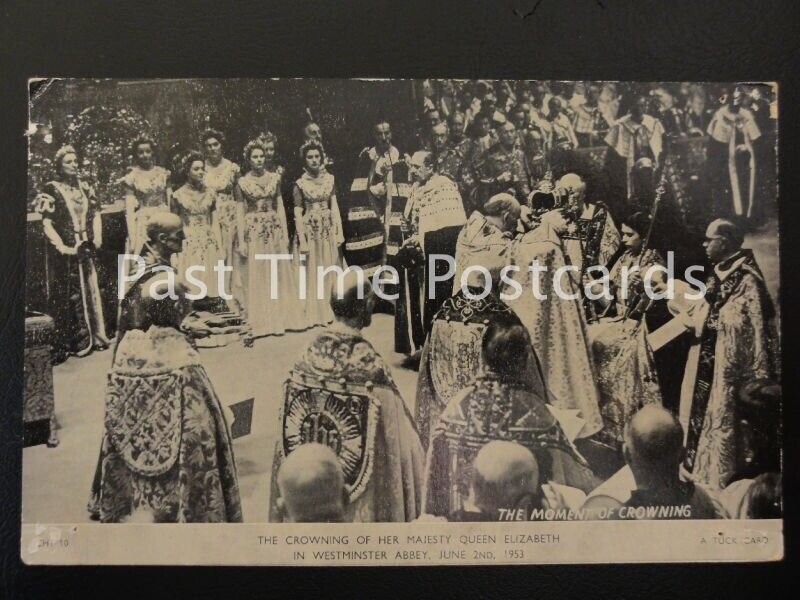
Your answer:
120,131 -> 343,340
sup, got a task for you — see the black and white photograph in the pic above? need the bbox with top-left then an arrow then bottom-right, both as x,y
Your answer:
19,76 -> 782,565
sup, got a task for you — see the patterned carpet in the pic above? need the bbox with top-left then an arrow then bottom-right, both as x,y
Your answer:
22,314 -> 419,523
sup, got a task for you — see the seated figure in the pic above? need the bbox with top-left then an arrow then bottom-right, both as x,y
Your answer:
423,319 -> 599,519
415,247 -> 548,450
451,441 -> 542,522
620,405 -> 723,519
586,211 -> 665,448
275,443 -> 348,523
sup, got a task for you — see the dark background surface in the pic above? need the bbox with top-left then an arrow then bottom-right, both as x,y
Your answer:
1,0 -> 798,597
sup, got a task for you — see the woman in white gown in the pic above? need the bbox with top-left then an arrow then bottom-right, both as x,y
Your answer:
122,137 -> 172,256
235,136 -> 300,337
586,212 -> 665,447
171,151 -> 224,299
292,141 -> 344,329
201,129 -> 241,305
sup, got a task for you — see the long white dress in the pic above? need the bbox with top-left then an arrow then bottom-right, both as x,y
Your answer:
172,184 -> 224,298
122,166 -> 171,255
203,158 -> 240,300
293,170 -> 344,329
236,170 -> 302,336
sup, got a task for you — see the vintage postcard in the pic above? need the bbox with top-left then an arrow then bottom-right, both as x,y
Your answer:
21,78 -> 781,565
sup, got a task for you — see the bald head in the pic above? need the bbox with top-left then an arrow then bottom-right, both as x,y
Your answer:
624,405 -> 684,479
410,150 -> 433,168
277,443 -> 347,523
470,441 -> 539,516
145,212 -> 184,259
706,218 -> 744,247
704,218 -> 744,264
558,173 -> 586,194
484,193 -> 521,232
304,122 -> 322,142
409,150 -> 434,183
485,193 -> 520,216
145,212 -> 182,243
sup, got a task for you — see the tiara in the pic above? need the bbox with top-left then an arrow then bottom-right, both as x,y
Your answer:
299,139 -> 325,160
54,144 -> 77,164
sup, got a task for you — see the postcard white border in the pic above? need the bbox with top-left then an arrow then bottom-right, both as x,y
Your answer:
21,519 -> 782,566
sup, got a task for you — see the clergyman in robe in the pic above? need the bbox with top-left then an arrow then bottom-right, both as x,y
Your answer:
423,319 -> 599,518
502,212 -> 604,439
415,229 -> 548,449
676,219 -> 777,490
270,272 -> 425,522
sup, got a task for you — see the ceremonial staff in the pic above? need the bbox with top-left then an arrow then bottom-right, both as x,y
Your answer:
621,168 -> 669,323
601,168 -> 671,388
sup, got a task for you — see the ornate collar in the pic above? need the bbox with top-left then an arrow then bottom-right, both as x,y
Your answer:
714,250 -> 747,281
